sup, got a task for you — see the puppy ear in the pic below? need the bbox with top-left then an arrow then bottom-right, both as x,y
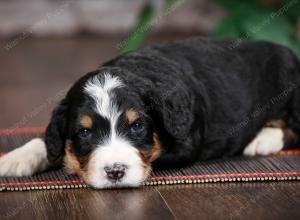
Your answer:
45,100 -> 68,166
149,83 -> 196,139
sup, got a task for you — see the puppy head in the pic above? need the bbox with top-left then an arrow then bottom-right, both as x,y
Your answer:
45,70 -> 161,189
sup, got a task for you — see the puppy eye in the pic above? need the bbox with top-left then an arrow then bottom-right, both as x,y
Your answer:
130,122 -> 144,133
78,129 -> 92,139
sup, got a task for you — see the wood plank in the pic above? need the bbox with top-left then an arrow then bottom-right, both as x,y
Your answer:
157,182 -> 300,220
0,188 -> 176,220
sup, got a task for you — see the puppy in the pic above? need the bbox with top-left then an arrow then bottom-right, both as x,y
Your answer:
1,37 -> 300,188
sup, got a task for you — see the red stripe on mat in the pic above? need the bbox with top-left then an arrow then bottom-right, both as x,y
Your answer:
1,172 -> 299,187
0,127 -> 45,135
0,179 -> 83,187
148,171 -> 300,181
272,149 -> 300,155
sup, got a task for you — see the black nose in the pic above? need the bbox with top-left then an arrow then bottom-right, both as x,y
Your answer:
104,163 -> 127,181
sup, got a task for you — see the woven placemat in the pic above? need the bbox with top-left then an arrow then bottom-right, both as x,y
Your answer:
0,128 -> 300,191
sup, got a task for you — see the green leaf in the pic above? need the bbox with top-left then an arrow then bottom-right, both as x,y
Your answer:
212,0 -> 261,13
283,0 -> 300,22
242,14 -> 293,46
119,3 -> 156,54
214,16 -> 242,37
212,0 -> 300,58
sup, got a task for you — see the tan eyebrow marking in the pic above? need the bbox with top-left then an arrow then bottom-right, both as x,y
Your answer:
80,114 -> 93,128
125,108 -> 139,124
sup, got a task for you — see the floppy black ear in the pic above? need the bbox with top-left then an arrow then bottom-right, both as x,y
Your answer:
45,99 -> 68,166
149,82 -> 196,140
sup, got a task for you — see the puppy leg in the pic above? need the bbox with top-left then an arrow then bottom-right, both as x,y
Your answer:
0,138 -> 48,176
243,120 -> 294,156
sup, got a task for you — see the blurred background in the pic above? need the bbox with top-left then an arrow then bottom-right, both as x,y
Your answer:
0,0 -> 299,129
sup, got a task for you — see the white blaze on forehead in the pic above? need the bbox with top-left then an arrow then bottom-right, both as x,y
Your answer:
83,73 -> 147,188
84,73 -> 123,119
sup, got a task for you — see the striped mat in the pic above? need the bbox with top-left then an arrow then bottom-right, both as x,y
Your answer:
0,127 -> 300,191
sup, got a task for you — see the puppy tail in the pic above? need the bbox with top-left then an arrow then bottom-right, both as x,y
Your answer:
0,138 -> 48,176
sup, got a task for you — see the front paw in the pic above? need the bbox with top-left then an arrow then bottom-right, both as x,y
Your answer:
0,138 -> 48,176
243,128 -> 284,156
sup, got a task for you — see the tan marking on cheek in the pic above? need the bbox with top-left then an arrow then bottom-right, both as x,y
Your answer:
150,133 -> 162,162
139,132 -> 162,171
63,140 -> 91,177
63,140 -> 95,185
78,155 -> 91,171
64,140 -> 81,175
80,114 -> 93,128
125,108 -> 139,124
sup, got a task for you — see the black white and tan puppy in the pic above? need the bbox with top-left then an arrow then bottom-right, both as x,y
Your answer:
1,37 -> 300,188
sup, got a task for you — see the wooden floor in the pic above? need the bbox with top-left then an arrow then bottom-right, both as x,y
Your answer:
0,36 -> 300,220
1,182 -> 300,220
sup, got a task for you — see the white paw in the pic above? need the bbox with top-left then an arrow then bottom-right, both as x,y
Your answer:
243,128 -> 284,156
0,138 -> 48,176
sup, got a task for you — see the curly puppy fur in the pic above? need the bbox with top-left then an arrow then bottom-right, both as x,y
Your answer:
1,37 -> 300,188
